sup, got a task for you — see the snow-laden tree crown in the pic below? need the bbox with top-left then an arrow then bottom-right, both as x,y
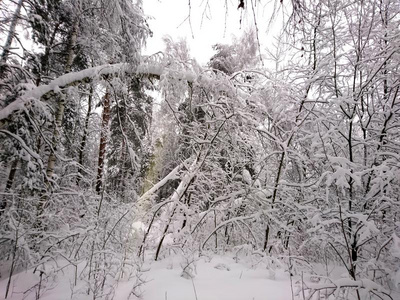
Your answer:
0,1 -> 399,299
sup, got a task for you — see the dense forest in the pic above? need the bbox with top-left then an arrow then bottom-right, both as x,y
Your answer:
0,0 -> 399,299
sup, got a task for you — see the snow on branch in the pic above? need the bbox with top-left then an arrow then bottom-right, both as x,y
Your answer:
0,61 -> 198,123
138,162 -> 183,203
305,278 -> 394,300
0,129 -> 44,169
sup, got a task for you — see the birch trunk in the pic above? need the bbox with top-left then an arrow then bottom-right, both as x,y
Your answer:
37,19 -> 79,216
0,0 -> 24,78
45,18 -> 79,182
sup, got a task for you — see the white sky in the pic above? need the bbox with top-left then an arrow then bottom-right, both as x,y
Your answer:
1,0 -> 284,67
142,0 -> 282,65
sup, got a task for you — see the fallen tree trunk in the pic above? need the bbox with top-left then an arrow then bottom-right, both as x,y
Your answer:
0,62 -> 196,124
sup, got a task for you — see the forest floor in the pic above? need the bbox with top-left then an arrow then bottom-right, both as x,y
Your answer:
135,253 -> 292,300
0,252 -> 293,300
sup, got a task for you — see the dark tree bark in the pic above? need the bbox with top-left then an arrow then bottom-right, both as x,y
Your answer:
0,159 -> 18,213
77,85 -> 93,184
96,90 -> 111,194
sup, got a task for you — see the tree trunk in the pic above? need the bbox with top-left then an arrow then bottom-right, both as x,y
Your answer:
45,18 -> 79,182
45,17 -> 78,183
0,0 -> 24,78
77,85 -> 93,184
37,18 -> 79,217
0,159 -> 18,213
35,22 -> 60,86
95,90 -> 111,194
155,207 -> 176,261
4,158 -> 18,191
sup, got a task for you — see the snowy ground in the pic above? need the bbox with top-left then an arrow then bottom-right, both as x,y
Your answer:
0,253 -> 293,300
138,255 -> 291,300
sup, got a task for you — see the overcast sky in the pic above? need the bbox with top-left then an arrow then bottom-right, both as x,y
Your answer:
142,0 -> 280,65
1,0 -> 283,67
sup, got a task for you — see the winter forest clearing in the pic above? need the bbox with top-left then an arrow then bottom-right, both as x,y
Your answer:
0,0 -> 399,299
